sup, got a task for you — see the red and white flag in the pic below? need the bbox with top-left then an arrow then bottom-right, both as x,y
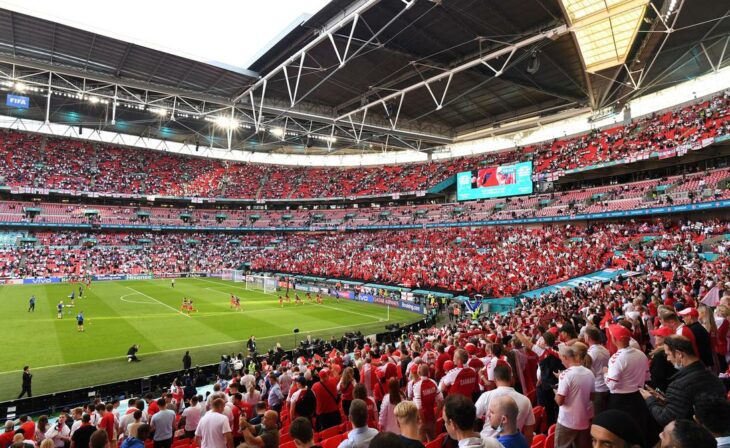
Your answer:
701,286 -> 720,307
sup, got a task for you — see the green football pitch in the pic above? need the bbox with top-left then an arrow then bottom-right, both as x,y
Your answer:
0,278 -> 421,402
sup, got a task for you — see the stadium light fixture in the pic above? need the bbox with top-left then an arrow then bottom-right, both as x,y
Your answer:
88,96 -> 100,104
13,82 -> 27,92
150,107 -> 168,117
270,127 -> 285,139
208,116 -> 240,130
559,0 -> 649,73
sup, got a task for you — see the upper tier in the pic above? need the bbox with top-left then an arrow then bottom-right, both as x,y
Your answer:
2,167 -> 728,230
0,94 -> 728,200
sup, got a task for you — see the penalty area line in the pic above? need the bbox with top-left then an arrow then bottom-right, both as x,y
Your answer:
125,287 -> 190,318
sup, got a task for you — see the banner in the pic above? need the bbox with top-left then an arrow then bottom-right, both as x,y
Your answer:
93,274 -> 129,281
399,301 -> 423,314
6,94 -> 29,109
374,296 -> 400,307
23,277 -> 62,284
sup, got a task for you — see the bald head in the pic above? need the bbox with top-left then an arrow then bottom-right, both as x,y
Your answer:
262,410 -> 278,429
487,396 -> 519,434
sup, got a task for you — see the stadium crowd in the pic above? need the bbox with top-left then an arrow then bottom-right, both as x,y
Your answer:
1,164 -> 728,230
0,220 -> 728,299
3,222 -> 729,448
0,93 -> 727,200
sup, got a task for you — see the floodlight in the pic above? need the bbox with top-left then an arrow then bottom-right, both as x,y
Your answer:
14,82 -> 27,92
213,116 -> 240,130
270,127 -> 285,138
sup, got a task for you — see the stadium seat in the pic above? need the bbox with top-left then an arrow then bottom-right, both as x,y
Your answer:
321,434 -> 347,448
531,433 -> 546,448
544,432 -> 555,448
425,433 -> 447,448
279,432 -> 293,444
316,425 -> 340,442
279,442 -> 296,448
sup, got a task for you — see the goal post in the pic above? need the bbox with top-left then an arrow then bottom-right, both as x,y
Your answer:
245,274 -> 278,293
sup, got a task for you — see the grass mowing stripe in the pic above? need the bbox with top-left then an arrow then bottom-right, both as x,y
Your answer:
125,286 -> 191,318
0,320 -> 389,374
0,278 -> 422,400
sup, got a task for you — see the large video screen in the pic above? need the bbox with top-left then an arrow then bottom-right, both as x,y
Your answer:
456,161 -> 533,201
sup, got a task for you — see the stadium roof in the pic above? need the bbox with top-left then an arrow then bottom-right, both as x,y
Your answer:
0,0 -> 726,156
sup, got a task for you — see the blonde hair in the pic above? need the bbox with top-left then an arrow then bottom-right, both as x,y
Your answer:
40,440 -> 55,448
394,400 -> 419,425
559,342 -> 592,369
717,304 -> 730,318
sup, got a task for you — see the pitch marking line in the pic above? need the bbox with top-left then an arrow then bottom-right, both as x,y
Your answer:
120,292 -> 159,305
125,287 -> 190,318
0,321 -> 390,375
200,281 -> 384,321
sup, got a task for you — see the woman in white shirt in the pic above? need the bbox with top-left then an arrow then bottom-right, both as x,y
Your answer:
378,378 -> 404,434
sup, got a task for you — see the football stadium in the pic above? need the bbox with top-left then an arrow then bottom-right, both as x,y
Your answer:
0,0 -> 729,447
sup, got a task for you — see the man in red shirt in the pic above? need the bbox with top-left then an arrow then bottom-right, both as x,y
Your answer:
229,393 -> 243,446
0,421 -> 15,448
413,363 -> 443,441
311,369 -> 341,432
18,416 -> 34,441
97,403 -> 116,447
145,393 -> 160,418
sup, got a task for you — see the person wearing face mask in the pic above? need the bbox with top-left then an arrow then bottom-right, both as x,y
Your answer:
486,396 -> 528,448
640,335 -> 726,428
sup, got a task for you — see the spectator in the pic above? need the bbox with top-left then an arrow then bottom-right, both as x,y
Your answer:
120,424 -> 150,448
44,415 -> 70,448
584,327 -> 610,415
590,410 -> 643,448
89,430 -> 109,448
475,364 -> 534,444
647,326 -> 677,393
412,363 -> 442,441
96,404 -> 115,448
487,396 -> 528,448
369,432 -> 406,448
604,324 -> 652,445
288,417 -> 320,448
150,398 -> 175,448
641,336 -> 726,427
194,398 -> 232,448
181,396 -> 201,438
442,394 -> 502,448
312,369 -> 341,431
658,419 -> 717,448
394,401 -> 426,448
266,374 -> 284,414
239,410 -> 279,448
379,378 -> 404,433
554,343 -> 594,448
678,307 -> 715,367
338,399 -> 379,448
70,414 -> 95,448
693,394 -> 730,448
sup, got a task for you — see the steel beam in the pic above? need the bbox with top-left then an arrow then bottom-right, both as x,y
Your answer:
336,25 -> 569,122
232,0 -> 387,103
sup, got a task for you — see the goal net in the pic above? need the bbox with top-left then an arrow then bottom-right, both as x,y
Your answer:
246,275 -> 278,293
221,269 -> 245,283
